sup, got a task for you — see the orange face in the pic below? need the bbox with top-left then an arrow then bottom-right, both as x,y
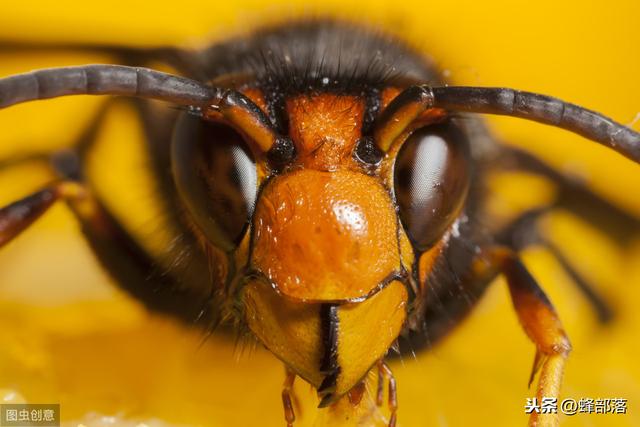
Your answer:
240,93 -> 415,403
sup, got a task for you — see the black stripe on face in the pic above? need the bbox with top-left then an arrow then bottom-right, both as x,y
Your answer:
317,303 -> 340,407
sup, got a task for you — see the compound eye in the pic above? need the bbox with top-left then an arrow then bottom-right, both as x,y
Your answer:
393,120 -> 471,252
172,113 -> 258,252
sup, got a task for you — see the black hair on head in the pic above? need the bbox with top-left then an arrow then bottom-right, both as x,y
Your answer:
200,19 -> 440,96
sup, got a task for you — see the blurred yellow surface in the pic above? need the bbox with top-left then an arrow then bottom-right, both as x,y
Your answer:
0,1 -> 639,426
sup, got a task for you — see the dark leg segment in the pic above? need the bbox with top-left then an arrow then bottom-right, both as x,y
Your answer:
0,181 -> 87,247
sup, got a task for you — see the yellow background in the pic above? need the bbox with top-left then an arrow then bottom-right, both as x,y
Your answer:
0,1 -> 639,426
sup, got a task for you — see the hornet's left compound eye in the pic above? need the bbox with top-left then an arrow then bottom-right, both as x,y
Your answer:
393,120 -> 471,252
171,112 -> 258,252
